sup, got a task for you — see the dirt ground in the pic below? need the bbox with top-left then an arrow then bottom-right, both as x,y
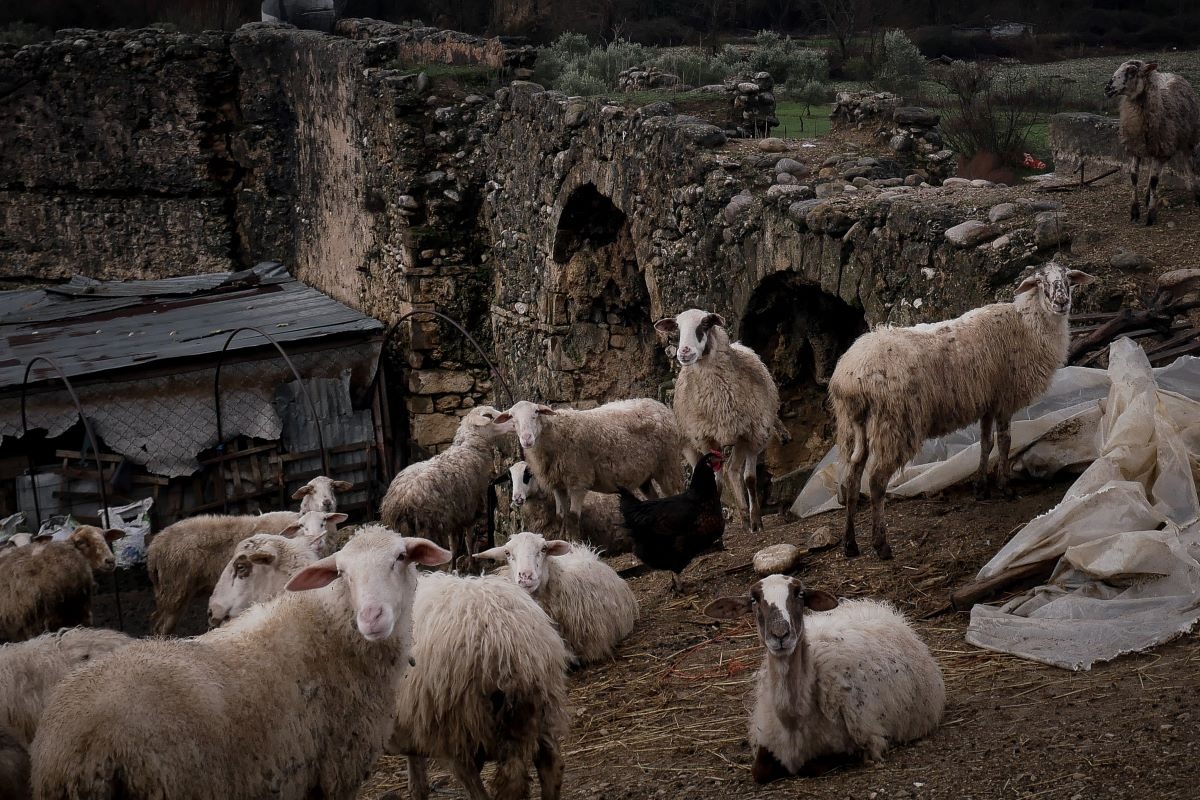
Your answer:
351,475 -> 1200,800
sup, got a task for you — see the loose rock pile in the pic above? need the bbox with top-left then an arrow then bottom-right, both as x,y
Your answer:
830,91 -> 955,184
616,66 -> 682,91
831,90 -> 901,127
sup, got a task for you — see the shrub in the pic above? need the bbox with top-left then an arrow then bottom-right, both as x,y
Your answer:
877,29 -> 925,99
556,67 -> 608,97
0,21 -> 53,46
649,50 -> 728,87
744,30 -> 828,85
791,79 -> 832,113
624,17 -> 697,46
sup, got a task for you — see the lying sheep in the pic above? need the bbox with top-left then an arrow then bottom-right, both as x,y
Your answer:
508,460 -> 631,554
0,526 -> 121,643
477,531 -> 637,665
201,533 -> 570,800
498,400 -> 682,538
292,475 -> 354,513
828,262 -> 1095,559
147,509 -> 343,635
32,524 -> 451,800
380,405 -> 514,561
1104,59 -> 1200,225
705,576 -> 944,783
654,309 -> 780,532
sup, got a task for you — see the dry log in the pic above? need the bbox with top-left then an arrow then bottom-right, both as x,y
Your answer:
949,557 -> 1058,611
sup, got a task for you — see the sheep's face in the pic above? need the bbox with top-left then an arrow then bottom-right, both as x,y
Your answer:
69,525 -> 122,572
459,405 -> 517,444
509,461 -> 535,507
286,524 -> 451,642
292,476 -> 354,513
496,401 -> 554,449
210,534 -> 297,628
704,576 -> 838,658
278,510 -> 347,554
476,531 -> 571,594
1104,60 -> 1156,99
1016,263 -> 1096,316
654,309 -> 726,367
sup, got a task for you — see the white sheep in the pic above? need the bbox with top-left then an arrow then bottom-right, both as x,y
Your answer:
508,460 -> 631,554
654,309 -> 780,532
1104,59 -> 1200,225
31,524 -> 451,800
828,262 -> 1095,559
0,526 -> 121,643
291,475 -> 354,513
380,405 -> 514,561
202,534 -> 570,800
477,531 -> 637,665
496,399 -> 683,538
705,576 -> 944,783
146,509 -> 343,635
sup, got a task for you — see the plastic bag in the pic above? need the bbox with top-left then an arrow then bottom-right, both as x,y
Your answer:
101,498 -> 154,568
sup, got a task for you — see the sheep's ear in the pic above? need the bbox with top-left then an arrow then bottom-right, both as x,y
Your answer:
654,318 -> 678,333
324,512 -> 348,525
474,545 -> 509,561
545,540 -> 572,557
802,590 -> 838,612
1066,270 -> 1096,286
704,596 -> 752,619
291,485 -> 314,500
102,528 -> 125,544
494,411 -> 513,424
286,557 -> 340,591
249,551 -> 276,565
703,312 -> 726,329
331,480 -> 354,492
535,404 -> 555,416
279,523 -> 304,537
403,537 -> 453,567
1015,274 -> 1042,295
33,533 -> 54,543
1142,62 -> 1158,75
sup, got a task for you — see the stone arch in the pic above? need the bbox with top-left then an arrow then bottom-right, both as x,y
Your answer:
740,271 -> 868,477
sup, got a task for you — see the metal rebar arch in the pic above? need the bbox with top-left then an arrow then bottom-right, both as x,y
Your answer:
386,310 -> 515,409
20,356 -> 123,631
213,327 -> 331,498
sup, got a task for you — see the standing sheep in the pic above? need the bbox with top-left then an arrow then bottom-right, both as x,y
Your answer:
0,526 -> 121,643
654,309 -> 780,532
828,262 -> 1095,559
32,524 -> 450,800
705,576 -> 944,783
1104,59 -> 1200,225
380,405 -> 514,562
496,399 -> 682,539
508,460 -> 631,554
291,475 -> 354,513
476,531 -> 638,665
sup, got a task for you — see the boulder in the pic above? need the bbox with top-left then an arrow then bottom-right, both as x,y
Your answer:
945,220 -> 997,247
893,106 -> 940,127
753,543 -> 803,576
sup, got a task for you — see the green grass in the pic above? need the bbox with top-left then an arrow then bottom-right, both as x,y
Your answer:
773,101 -> 832,139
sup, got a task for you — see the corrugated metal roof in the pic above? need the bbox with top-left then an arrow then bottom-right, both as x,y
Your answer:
0,262 -> 383,389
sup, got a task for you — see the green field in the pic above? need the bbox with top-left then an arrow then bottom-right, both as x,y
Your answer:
773,101 -> 832,139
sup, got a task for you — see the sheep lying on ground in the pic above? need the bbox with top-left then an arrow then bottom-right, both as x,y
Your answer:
380,405 -> 514,562
203,532 -> 570,800
654,309 -> 779,532
32,524 -> 450,800
477,531 -> 637,665
0,626 -> 133,797
0,526 -> 121,643
147,508 -> 342,635
705,576 -> 944,783
1104,59 -> 1200,225
292,475 -> 354,513
508,460 -> 631,554
207,532 -> 324,628
498,400 -> 682,538
828,262 -> 1095,559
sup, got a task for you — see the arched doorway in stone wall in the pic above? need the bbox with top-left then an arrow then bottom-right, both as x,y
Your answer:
540,183 -> 670,403
740,271 -> 868,481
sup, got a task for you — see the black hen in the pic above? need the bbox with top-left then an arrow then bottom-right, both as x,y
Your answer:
617,451 -> 725,592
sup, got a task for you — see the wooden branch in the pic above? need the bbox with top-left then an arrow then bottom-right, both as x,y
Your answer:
949,557 -> 1059,611
1067,300 -> 1200,364
1034,167 -> 1121,193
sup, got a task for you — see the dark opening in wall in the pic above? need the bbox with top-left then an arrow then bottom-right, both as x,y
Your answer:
740,272 -> 868,480
552,183 -> 627,264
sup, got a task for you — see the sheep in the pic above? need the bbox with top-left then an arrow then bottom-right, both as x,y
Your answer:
496,399 -> 683,539
828,262 -> 1096,560
146,508 -> 342,635
389,571 -> 569,800
0,526 -> 122,644
1104,59 -> 1200,225
197,535 -> 571,800
654,309 -> 780,532
508,460 -> 631,554
291,475 -> 354,513
380,405 -> 514,562
0,724 -> 28,800
477,531 -> 637,665
705,576 -> 944,783
31,524 -> 451,800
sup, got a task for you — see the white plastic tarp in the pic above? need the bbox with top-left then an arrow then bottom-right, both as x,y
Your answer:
790,339 -> 1200,670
